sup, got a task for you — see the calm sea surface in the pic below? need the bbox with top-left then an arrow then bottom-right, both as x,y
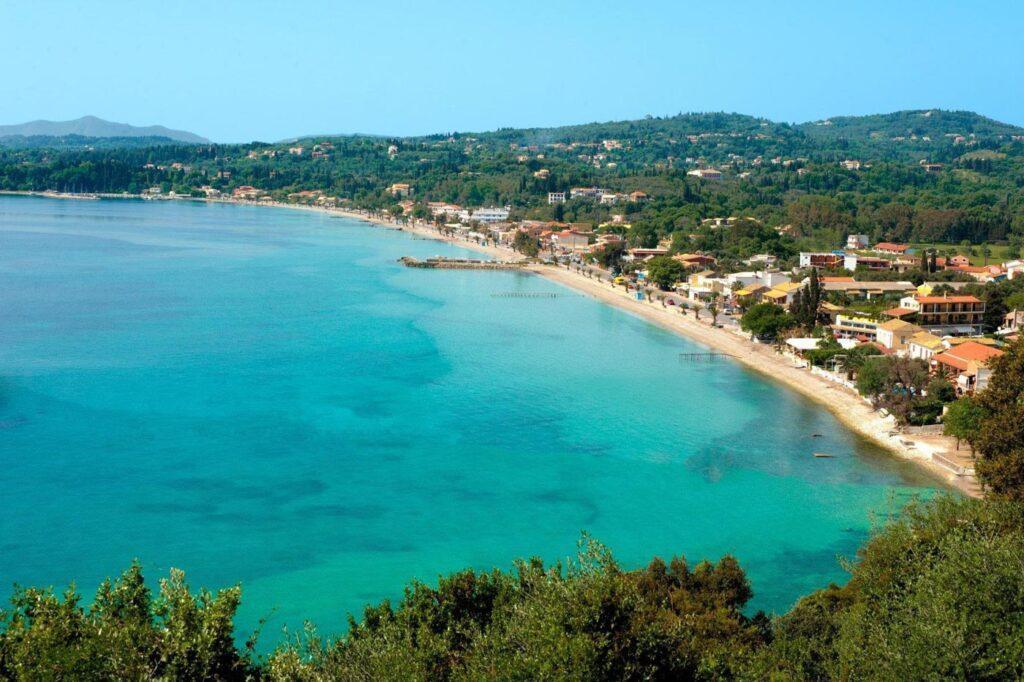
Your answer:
0,196 -> 937,644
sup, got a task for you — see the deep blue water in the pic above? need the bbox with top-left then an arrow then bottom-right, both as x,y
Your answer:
0,196 -> 936,645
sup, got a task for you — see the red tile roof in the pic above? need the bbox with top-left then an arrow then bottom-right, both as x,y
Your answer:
933,342 -> 1003,371
875,242 -> 909,252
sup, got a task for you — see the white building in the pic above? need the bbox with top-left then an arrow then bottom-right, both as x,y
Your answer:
1006,260 -> 1023,280
725,271 -> 792,289
799,252 -> 842,268
907,332 -> 947,361
547,192 -> 566,204
569,187 -> 607,200
846,234 -> 870,250
744,253 -> 779,268
687,168 -> 723,180
461,206 -> 511,223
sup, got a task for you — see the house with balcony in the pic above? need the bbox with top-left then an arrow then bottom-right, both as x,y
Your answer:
897,295 -> 985,335
799,252 -> 844,269
834,314 -> 879,341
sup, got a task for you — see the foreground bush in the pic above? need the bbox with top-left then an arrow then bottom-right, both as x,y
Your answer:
0,566 -> 253,680
755,496 -> 1024,680
3,498 -> 1024,680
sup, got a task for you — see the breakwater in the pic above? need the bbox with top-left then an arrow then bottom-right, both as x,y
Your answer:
399,256 -> 527,270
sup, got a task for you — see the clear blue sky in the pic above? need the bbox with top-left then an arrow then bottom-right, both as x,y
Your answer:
2,1 -> 1021,142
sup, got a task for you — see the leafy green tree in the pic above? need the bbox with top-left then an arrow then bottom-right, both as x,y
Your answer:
644,255 -> 685,290
740,303 -> 793,341
756,496 -> 1024,681
627,222 -> 659,248
789,269 -> 821,329
511,230 -> 539,257
943,396 -> 987,452
974,338 -> 1024,499
926,376 -> 956,403
0,564 -> 252,680
855,356 -> 930,423
592,242 -> 626,270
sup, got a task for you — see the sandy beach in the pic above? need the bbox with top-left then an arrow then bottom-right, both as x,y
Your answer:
3,191 -> 980,495
386,216 -> 980,497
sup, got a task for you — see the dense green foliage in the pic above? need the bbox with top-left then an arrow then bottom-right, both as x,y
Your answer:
854,356 -> 935,424
788,269 -> 822,329
4,497 -> 1022,680
754,496 -> 1024,681
973,339 -> 1024,499
0,566 -> 252,680
740,303 -> 793,340
943,395 -> 986,450
644,256 -> 686,290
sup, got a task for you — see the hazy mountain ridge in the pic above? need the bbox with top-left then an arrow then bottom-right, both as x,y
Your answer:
0,116 -> 208,144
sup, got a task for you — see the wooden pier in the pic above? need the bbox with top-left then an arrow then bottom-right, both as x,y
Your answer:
677,352 -> 736,362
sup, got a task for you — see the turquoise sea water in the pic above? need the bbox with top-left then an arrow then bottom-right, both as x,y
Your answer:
0,196 -> 937,644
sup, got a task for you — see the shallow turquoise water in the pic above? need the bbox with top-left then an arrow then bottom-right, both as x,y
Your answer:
0,196 -> 936,644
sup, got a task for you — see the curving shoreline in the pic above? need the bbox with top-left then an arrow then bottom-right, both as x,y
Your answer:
2,191 -> 979,496
381,219 -> 979,497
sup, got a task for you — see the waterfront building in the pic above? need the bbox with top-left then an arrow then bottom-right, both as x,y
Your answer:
897,295 -> 985,335
876,319 -> 925,353
552,230 -> 591,252
932,342 -> 1004,394
461,206 -> 511,223
907,332 -> 946,361
834,314 -> 879,340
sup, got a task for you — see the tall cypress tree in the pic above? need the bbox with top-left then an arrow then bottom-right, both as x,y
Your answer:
789,289 -> 804,325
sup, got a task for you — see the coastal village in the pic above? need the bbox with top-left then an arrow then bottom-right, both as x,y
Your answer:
6,118 -> 1024,498
242,180 -> 1024,492
27,161 -> 1018,497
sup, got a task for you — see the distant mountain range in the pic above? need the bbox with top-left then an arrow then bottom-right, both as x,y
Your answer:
2,110 -> 1020,152
0,116 -> 208,143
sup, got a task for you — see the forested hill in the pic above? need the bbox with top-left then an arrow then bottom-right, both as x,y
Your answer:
799,109 -> 1024,142
455,109 -> 1024,163
0,134 -> 189,150
2,109 -> 1024,252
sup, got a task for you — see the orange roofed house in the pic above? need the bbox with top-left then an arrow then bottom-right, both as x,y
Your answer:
874,242 -> 909,255
897,294 -> 985,335
932,341 -> 1004,394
